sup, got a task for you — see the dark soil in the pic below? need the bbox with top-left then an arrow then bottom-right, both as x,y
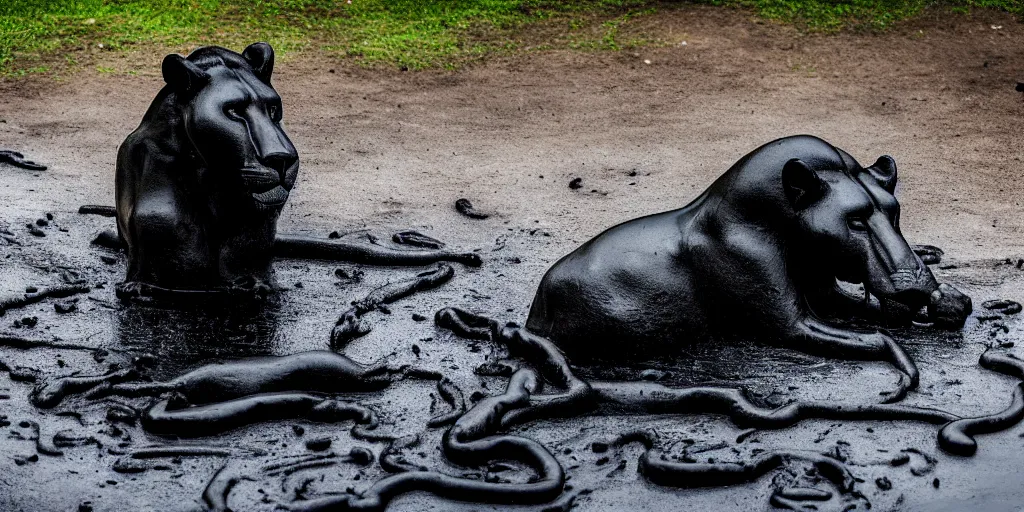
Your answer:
1,7 -> 1023,512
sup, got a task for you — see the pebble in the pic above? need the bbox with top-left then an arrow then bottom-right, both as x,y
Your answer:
54,301 -> 77,314
639,369 -> 667,381
875,476 -> 892,491
305,437 -> 332,451
455,198 -> 490,219
348,447 -> 373,465
983,299 -> 1022,315
475,361 -> 514,377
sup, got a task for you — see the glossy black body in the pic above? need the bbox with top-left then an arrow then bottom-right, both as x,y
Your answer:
114,43 -> 483,298
116,43 -> 298,292
527,135 -> 971,360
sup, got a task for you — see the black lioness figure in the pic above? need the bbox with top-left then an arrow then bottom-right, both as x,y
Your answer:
527,136 -> 970,397
117,43 -> 297,294
116,43 -> 479,298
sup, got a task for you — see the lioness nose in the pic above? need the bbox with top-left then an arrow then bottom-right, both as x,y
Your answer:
261,152 -> 297,177
889,267 -> 938,298
868,213 -> 939,305
250,114 -> 297,174
868,214 -> 919,273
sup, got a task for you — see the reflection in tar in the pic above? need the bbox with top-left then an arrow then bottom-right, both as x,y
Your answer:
114,299 -> 281,380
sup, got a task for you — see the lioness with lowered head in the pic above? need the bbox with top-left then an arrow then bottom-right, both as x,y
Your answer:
526,135 -> 971,402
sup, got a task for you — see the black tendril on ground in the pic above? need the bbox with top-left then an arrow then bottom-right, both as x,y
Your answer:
8,304 -> 1024,510
0,149 -> 47,171
330,264 -> 455,348
0,284 -> 90,316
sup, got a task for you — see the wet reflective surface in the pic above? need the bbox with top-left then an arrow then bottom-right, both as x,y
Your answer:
3,200 -> 1024,511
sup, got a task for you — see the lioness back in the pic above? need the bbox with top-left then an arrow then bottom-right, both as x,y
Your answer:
526,210 -> 703,358
525,134 -> 953,363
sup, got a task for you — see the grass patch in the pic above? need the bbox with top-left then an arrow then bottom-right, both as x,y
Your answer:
715,0 -> 1022,30
1,0 -> 1021,76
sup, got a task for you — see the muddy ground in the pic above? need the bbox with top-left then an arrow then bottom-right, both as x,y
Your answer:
1,6 -> 1024,512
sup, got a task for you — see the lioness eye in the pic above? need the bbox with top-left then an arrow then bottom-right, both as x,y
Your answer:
848,217 -> 868,231
268,105 -> 280,121
224,106 -> 243,120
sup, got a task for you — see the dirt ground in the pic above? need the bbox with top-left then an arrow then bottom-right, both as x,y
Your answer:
1,6 -> 1024,512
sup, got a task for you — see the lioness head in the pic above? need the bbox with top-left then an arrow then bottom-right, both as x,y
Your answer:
782,152 -> 938,314
161,43 -> 298,212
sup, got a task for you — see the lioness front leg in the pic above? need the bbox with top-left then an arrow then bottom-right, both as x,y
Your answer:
785,315 -> 918,403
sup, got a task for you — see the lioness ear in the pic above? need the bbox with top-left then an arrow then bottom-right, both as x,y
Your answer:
782,158 -> 826,209
162,54 -> 209,94
865,155 -> 897,194
243,42 -> 275,84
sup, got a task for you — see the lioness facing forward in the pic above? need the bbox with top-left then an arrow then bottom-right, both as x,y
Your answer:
527,136 -> 970,399
115,43 -> 479,299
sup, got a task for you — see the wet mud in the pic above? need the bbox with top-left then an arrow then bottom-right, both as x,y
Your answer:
4,167 -> 1024,512
1,195 -> 1022,512
3,10 -> 1024,510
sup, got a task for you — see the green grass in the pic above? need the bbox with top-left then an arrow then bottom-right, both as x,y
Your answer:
1,0 -> 1021,76
717,0 -> 1022,30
